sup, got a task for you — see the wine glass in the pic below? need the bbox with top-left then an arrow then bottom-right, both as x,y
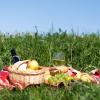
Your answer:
52,52 -> 65,67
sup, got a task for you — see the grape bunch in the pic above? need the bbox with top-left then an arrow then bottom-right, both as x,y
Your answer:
48,73 -> 74,86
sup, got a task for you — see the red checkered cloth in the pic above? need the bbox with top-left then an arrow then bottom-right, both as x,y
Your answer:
0,68 -> 14,90
90,69 -> 100,84
67,67 -> 80,77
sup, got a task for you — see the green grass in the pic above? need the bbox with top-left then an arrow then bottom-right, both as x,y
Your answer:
0,32 -> 100,100
0,83 -> 100,100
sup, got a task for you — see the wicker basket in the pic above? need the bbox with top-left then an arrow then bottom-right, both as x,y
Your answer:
8,64 -> 45,87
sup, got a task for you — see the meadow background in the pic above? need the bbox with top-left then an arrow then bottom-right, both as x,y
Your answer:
0,31 -> 100,100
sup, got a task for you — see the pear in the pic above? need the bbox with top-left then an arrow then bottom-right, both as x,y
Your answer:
27,60 -> 40,70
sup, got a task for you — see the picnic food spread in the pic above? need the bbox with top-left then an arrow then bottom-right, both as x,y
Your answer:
0,60 -> 100,90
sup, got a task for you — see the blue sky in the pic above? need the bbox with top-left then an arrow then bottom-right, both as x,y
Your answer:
0,0 -> 100,34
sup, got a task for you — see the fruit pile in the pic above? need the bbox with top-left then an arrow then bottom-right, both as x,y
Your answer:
44,66 -> 100,86
48,73 -> 74,87
44,66 -> 75,87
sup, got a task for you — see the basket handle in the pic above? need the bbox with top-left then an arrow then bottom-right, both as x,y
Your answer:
11,60 -> 30,70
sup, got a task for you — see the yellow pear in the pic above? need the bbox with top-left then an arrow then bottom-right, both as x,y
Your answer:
27,60 -> 40,70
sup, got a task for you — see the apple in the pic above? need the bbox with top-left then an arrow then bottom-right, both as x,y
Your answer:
27,60 -> 40,70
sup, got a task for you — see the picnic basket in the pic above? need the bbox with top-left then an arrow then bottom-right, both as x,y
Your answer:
8,60 -> 45,87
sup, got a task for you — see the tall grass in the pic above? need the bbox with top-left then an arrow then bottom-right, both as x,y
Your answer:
0,32 -> 100,70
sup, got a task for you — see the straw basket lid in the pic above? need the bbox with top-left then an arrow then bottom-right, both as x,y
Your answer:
11,60 -> 29,70
8,67 -> 45,75
8,60 -> 45,75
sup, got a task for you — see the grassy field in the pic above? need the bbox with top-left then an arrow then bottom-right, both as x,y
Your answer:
0,31 -> 100,100
0,83 -> 100,100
